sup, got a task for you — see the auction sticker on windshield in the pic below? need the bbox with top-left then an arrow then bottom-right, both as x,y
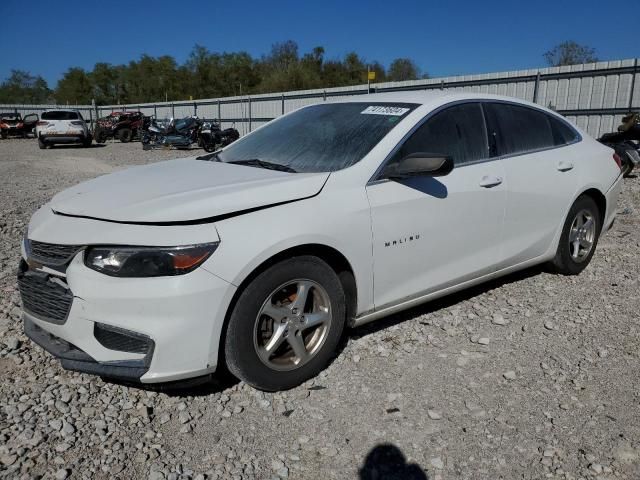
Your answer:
361,106 -> 411,116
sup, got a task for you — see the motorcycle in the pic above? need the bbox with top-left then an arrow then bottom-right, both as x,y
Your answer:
141,116 -> 202,150
199,120 -> 240,152
598,112 -> 640,177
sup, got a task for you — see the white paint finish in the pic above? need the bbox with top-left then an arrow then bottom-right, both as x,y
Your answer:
50,158 -> 330,223
366,160 -> 506,309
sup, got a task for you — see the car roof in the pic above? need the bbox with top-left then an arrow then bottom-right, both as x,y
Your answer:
42,109 -> 81,113
329,90 -> 549,112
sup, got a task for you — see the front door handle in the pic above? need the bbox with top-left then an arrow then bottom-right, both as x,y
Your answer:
479,175 -> 503,188
557,161 -> 574,172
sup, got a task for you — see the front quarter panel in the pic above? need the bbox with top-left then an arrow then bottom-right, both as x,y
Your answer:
205,175 -> 374,315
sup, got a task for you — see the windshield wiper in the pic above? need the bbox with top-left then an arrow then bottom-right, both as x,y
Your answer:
196,152 -> 222,161
229,159 -> 297,173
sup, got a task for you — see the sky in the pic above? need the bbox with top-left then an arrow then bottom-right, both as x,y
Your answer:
1,0 -> 637,87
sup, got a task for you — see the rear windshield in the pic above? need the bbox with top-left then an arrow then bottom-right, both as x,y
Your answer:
216,102 -> 417,173
41,111 -> 80,120
0,113 -> 20,119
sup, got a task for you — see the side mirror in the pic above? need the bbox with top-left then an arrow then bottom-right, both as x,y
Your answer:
384,152 -> 454,179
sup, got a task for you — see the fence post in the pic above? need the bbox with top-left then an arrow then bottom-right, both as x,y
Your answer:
281,94 -> 285,115
248,96 -> 252,132
323,90 -> 327,101
629,58 -> 638,110
194,102 -> 197,116
440,80 -> 445,90
171,103 -> 175,119
533,71 -> 541,104
153,104 -> 157,118
217,100 -> 221,123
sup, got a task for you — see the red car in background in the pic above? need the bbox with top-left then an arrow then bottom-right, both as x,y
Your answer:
94,111 -> 149,143
0,112 -> 39,139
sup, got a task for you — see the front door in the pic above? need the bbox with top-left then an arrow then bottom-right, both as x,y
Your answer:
366,102 -> 507,309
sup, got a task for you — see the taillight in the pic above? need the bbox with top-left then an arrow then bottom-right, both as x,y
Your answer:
37,121 -> 49,126
70,121 -> 84,126
613,153 -> 623,170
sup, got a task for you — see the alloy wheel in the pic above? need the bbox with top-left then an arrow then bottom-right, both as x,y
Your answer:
253,279 -> 332,371
568,209 -> 596,262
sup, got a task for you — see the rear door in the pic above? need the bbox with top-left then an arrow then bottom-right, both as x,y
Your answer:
366,102 -> 507,308
483,102 -> 580,267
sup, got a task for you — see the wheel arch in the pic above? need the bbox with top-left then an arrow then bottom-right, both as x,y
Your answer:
579,187 -> 606,227
216,243 -> 358,370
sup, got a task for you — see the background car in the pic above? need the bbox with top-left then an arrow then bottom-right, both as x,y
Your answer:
36,110 -> 92,149
1,112 -> 39,138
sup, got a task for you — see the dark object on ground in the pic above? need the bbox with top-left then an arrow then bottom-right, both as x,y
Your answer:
598,112 -> 640,177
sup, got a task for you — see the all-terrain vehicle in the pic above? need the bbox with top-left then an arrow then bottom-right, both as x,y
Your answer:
0,112 -> 39,139
598,112 -> 640,177
94,111 -> 149,143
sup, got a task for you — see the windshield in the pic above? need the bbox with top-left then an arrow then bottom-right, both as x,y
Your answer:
42,111 -> 79,120
215,102 -> 417,173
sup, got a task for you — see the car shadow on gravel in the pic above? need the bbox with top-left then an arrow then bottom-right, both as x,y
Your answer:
359,443 -> 428,479
350,264 -> 546,341
105,371 -> 239,398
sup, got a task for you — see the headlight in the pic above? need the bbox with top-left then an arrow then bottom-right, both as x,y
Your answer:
84,243 -> 218,277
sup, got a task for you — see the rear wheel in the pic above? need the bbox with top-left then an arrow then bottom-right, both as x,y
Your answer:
224,256 -> 346,391
118,128 -> 132,143
38,137 -> 47,149
551,195 -> 601,275
82,135 -> 92,148
1,130 -> 7,139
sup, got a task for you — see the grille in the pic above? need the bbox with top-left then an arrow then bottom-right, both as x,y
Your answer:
29,240 -> 83,265
18,271 -> 73,324
94,323 -> 153,355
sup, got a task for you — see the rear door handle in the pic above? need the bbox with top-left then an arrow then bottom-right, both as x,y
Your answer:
479,175 -> 503,188
557,161 -> 574,172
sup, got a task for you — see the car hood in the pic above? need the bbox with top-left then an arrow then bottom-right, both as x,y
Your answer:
50,158 -> 330,224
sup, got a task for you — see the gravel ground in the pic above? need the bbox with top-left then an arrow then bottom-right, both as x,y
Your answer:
1,138 -> 639,480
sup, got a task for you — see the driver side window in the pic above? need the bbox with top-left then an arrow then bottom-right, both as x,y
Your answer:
392,102 -> 489,167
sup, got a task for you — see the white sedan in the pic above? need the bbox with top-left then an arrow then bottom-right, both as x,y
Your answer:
20,92 -> 623,391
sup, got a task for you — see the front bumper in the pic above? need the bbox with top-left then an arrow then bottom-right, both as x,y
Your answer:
24,317 -> 151,382
20,245 -> 236,384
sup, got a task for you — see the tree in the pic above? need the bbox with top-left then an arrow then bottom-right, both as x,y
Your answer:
388,58 -> 420,81
55,68 -> 93,104
0,70 -> 51,104
543,41 -> 598,67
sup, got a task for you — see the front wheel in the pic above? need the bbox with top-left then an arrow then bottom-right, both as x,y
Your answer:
224,256 -> 346,391
551,195 -> 601,275
38,137 -> 47,149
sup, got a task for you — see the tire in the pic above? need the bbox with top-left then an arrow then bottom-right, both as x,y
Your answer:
95,128 -> 107,144
224,256 -> 346,391
38,137 -> 47,149
118,128 -> 132,143
551,195 -> 601,275
1,130 -> 7,139
82,135 -> 92,148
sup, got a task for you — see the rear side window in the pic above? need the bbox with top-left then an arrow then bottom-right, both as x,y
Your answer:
549,115 -> 579,145
41,111 -> 79,120
484,103 -> 556,156
393,103 -> 489,166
